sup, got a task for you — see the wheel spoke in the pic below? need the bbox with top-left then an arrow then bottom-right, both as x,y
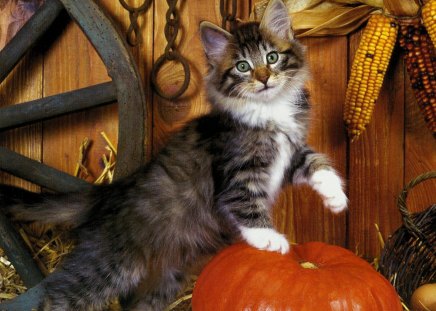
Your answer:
0,0 -> 64,83
0,82 -> 116,130
0,213 -> 44,288
0,283 -> 43,310
0,147 -> 90,192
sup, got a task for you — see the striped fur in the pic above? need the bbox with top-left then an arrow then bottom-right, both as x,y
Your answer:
0,1 -> 346,310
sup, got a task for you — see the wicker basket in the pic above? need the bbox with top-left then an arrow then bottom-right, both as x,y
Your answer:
379,171 -> 436,306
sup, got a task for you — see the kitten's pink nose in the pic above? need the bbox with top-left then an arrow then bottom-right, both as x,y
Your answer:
254,67 -> 270,85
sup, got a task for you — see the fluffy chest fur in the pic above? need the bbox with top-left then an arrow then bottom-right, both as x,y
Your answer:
213,95 -> 308,197
200,111 -> 299,206
218,92 -> 305,129
267,131 -> 292,197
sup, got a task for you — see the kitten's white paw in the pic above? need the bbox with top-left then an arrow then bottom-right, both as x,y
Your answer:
240,227 -> 289,254
310,169 -> 348,214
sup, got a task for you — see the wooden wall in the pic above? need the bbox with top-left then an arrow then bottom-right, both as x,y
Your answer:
0,0 -> 435,260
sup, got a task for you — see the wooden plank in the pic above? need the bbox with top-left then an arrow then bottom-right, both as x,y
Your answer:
0,0 -> 63,83
404,74 -> 436,214
0,0 -> 43,48
152,0 -> 251,153
275,37 -> 348,246
348,31 -> 405,259
0,61 -> 42,191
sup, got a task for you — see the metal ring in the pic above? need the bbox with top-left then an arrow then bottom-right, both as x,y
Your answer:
151,51 -> 190,100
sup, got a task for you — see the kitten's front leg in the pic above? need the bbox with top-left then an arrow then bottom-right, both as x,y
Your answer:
289,147 -> 348,213
221,199 -> 289,254
309,169 -> 348,213
218,157 -> 290,254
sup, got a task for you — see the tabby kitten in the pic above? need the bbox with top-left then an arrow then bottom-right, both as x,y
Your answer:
0,0 -> 347,310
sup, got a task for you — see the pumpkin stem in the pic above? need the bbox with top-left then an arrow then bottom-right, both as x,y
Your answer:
300,261 -> 318,269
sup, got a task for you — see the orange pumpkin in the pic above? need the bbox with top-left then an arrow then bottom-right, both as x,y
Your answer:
192,242 -> 402,311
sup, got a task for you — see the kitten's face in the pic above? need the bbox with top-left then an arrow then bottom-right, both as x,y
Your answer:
218,23 -> 306,101
200,0 -> 307,103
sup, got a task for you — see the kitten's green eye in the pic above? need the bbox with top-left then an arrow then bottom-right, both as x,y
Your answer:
236,61 -> 251,73
266,52 -> 279,64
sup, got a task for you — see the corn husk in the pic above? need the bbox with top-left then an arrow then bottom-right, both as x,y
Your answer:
253,0 -> 419,37
292,4 -> 377,36
383,0 -> 419,16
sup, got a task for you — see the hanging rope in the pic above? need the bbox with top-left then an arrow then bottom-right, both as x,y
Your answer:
119,0 -> 152,46
220,0 -> 238,32
151,0 -> 190,100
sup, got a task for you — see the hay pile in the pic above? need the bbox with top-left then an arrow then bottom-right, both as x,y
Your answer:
0,248 -> 26,301
0,220 -> 75,300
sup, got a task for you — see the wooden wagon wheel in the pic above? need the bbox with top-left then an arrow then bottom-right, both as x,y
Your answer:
0,0 -> 146,309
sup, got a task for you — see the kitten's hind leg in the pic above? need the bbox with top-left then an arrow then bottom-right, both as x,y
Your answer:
38,239 -> 146,311
126,268 -> 186,311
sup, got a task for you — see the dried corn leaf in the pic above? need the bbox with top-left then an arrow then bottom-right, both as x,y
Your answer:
294,4 -> 377,36
283,0 -> 324,12
253,0 -> 324,16
333,0 -> 383,7
383,0 -> 419,16
253,0 -> 385,37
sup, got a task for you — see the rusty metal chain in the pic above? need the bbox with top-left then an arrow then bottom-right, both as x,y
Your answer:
119,0 -> 152,46
151,0 -> 190,100
220,0 -> 238,32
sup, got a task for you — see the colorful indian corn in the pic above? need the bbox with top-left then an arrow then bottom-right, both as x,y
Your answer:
399,18 -> 436,137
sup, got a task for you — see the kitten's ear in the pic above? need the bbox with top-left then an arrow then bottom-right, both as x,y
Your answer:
260,0 -> 293,40
200,21 -> 232,64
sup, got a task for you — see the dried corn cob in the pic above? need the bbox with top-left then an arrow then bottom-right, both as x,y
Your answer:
422,0 -> 436,46
344,13 -> 398,142
398,19 -> 436,137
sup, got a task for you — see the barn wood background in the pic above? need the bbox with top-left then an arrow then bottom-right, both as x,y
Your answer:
0,0 -> 435,261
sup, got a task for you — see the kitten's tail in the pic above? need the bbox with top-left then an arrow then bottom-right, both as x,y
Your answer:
0,184 -> 91,227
